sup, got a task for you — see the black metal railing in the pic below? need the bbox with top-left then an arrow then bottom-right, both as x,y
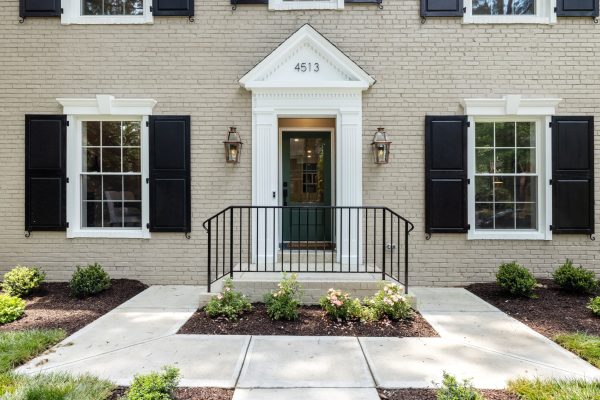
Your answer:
203,206 -> 414,293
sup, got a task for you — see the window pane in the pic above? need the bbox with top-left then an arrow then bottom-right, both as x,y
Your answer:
122,122 -> 141,146
82,201 -> 102,228
82,175 -> 102,200
82,0 -> 102,15
123,202 -> 142,227
124,0 -> 143,15
495,203 -> 515,229
475,123 -> 494,147
495,149 -> 515,173
517,122 -> 535,147
476,149 -> 494,173
495,122 -> 515,147
516,203 -> 537,229
83,121 -> 100,146
472,0 -> 535,15
102,122 -> 121,146
494,176 -> 514,202
82,0 -> 142,15
104,202 -> 123,227
123,148 -> 140,172
475,176 -> 493,202
103,176 -> 123,201
475,203 -> 494,229
102,148 -> 121,172
516,176 -> 536,202
517,148 -> 535,173
124,176 -> 141,200
83,148 -> 100,172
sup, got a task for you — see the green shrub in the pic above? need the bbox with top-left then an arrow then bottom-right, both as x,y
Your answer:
0,295 -> 26,325
69,263 -> 111,298
553,259 -> 598,293
319,289 -> 363,321
496,261 -> 537,298
125,366 -> 180,400
1,266 -> 45,297
5,372 -> 114,400
436,372 -> 484,400
588,297 -> 600,317
264,273 -> 302,321
204,278 -> 251,321
365,283 -> 413,321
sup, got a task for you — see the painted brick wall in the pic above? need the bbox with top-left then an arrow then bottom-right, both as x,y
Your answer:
0,2 -> 599,286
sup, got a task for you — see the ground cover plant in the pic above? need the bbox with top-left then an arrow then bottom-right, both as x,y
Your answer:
553,259 -> 598,293
70,263 -> 112,298
2,372 -> 115,400
1,266 -> 46,298
264,273 -> 302,321
508,377 -> 600,399
125,366 -> 179,400
554,332 -> 600,368
204,278 -> 251,321
495,262 -> 537,298
436,372 -> 484,400
589,296 -> 600,317
0,329 -> 66,373
0,295 -> 26,325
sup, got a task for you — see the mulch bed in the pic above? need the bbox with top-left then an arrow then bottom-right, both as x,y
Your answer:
178,303 -> 437,337
109,387 -> 233,400
467,279 -> 600,338
379,389 -> 518,400
0,279 -> 147,335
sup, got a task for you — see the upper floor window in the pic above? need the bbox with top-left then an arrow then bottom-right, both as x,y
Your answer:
62,0 -> 153,24
464,0 -> 555,23
472,0 -> 534,15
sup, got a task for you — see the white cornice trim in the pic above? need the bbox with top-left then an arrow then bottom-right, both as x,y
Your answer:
239,24 -> 375,91
462,95 -> 562,116
57,95 -> 157,115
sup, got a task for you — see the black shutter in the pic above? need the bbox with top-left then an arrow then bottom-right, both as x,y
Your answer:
152,0 -> 194,16
25,115 -> 67,232
552,116 -> 594,234
425,116 -> 469,236
149,116 -> 191,233
556,0 -> 598,16
20,0 -> 61,18
421,0 -> 464,16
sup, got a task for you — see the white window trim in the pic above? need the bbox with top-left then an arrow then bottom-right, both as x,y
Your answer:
463,0 -> 557,24
61,0 -> 153,25
463,95 -> 561,241
269,0 -> 344,11
58,95 -> 156,239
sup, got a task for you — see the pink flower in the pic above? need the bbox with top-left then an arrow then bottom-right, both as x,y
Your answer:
332,299 -> 342,307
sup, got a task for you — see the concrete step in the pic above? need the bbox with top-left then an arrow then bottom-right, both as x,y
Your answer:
232,388 -> 380,400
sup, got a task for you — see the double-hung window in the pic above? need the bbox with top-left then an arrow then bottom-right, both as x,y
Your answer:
463,0 -> 555,23
61,0 -> 153,24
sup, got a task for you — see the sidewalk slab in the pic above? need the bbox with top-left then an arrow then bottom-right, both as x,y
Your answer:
19,335 -> 250,388
360,337 -> 592,389
410,287 -> 498,313
237,336 -> 374,388
117,285 -> 206,310
232,388 -> 380,400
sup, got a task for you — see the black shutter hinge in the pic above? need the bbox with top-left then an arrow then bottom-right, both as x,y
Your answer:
146,223 -> 150,229
146,178 -> 149,184
554,6 -> 557,12
66,177 -> 69,183
466,224 -> 471,230
467,178 -> 471,184
549,225 -> 553,231
549,121 -> 553,128
149,6 -> 153,12
66,120 -> 69,126
146,121 -> 150,127
466,121 -> 471,127
549,179 -> 553,185
66,222 -> 69,228
463,6 -> 467,12
61,8 -> 64,14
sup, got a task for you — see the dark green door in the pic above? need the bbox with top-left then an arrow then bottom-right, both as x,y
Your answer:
282,131 -> 332,245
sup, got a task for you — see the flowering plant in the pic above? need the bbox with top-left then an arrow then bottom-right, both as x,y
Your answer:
365,283 -> 412,321
319,288 -> 363,321
204,278 -> 251,321
264,273 -> 302,321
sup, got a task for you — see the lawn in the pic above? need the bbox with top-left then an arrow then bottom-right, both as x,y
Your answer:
555,332 -> 600,368
508,377 -> 600,399
0,329 -> 65,374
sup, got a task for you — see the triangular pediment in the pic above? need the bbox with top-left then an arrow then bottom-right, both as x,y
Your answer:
240,24 -> 375,90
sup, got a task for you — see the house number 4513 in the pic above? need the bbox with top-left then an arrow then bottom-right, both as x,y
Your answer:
295,62 -> 320,72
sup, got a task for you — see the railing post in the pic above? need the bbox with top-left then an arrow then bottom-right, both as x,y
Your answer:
404,221 -> 409,294
382,209 -> 386,281
229,208 -> 234,279
207,219 -> 212,293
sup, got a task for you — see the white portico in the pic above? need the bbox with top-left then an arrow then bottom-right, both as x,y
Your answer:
239,24 -> 375,264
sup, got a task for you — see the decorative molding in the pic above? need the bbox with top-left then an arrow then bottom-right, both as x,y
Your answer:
57,95 -> 157,116
461,95 -> 562,116
240,24 -> 375,91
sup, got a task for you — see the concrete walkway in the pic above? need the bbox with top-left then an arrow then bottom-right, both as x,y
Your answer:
17,285 -> 600,399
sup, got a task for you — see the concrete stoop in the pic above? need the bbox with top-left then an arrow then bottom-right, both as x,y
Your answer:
209,272 -> 412,305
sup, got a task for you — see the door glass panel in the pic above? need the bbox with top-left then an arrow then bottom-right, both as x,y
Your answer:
289,137 -> 326,204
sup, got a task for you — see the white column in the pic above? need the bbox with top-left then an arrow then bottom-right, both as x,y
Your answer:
337,109 -> 363,265
252,109 -> 278,265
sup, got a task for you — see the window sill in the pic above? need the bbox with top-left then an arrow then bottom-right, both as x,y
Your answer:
268,1 -> 344,10
468,230 -> 551,240
61,15 -> 153,25
462,15 -> 555,24
67,229 -> 151,239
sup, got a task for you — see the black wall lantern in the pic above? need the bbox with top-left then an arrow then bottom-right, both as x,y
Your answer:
371,127 -> 391,164
224,127 -> 242,164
